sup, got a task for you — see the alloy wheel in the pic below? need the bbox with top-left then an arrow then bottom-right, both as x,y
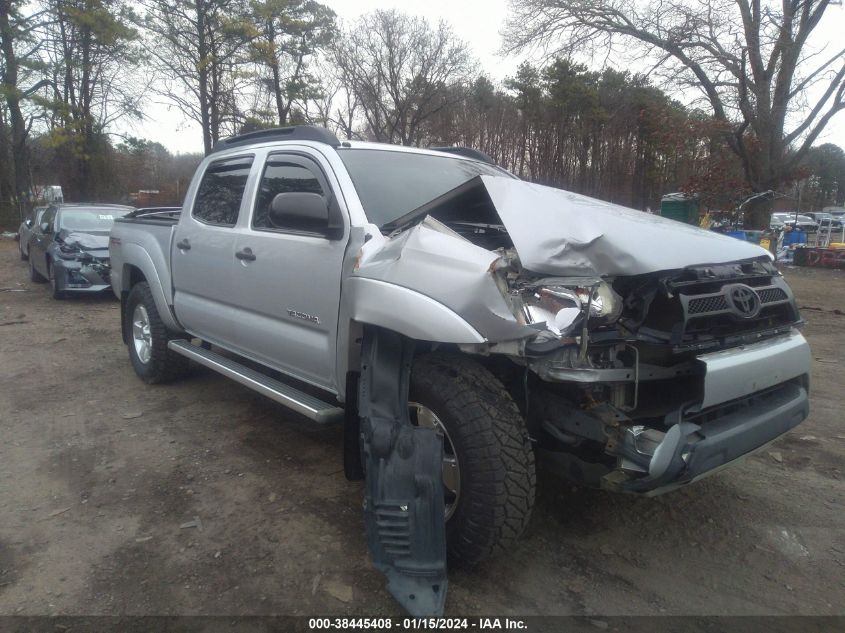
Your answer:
132,304 -> 153,364
408,402 -> 461,521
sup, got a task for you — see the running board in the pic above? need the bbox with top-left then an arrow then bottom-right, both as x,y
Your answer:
167,340 -> 344,424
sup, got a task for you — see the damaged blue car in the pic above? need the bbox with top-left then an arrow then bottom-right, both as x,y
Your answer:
28,203 -> 134,299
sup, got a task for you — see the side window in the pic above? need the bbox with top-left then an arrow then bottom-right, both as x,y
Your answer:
253,157 -> 326,232
192,156 -> 254,226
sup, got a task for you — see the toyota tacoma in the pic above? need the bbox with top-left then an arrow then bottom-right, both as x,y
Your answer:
109,126 -> 811,615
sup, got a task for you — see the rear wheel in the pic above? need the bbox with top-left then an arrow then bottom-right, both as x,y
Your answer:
409,353 -> 536,566
126,281 -> 190,383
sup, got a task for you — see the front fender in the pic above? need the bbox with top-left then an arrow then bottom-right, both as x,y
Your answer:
347,277 -> 484,344
118,243 -> 181,332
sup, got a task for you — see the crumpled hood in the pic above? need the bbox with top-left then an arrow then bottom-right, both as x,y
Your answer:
479,175 -> 770,276
58,230 -> 110,252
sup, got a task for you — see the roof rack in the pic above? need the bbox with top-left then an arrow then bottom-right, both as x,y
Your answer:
429,146 -> 495,165
211,126 -> 341,154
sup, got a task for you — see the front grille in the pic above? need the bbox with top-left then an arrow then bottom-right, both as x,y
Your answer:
680,281 -> 792,320
758,287 -> 787,303
645,276 -> 800,349
688,295 -> 728,314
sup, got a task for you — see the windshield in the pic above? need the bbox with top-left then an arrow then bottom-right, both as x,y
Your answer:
337,148 -> 512,228
58,207 -> 130,232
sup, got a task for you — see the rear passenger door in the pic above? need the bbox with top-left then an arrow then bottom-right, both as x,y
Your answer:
172,155 -> 255,347
231,151 -> 347,393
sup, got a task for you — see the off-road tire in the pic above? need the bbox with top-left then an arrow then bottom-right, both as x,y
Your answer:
29,257 -> 46,283
410,353 -> 536,566
126,281 -> 190,384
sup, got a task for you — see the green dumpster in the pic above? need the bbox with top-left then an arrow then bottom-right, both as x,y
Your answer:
660,193 -> 700,225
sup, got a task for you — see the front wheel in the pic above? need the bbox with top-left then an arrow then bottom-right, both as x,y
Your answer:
48,264 -> 65,300
409,353 -> 536,566
29,257 -> 46,283
125,281 -> 190,384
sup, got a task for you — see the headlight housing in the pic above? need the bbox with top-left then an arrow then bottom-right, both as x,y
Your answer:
518,280 -> 622,337
575,281 -> 623,323
58,243 -> 82,258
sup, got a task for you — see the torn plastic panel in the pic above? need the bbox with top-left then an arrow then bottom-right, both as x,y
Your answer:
358,327 -> 448,616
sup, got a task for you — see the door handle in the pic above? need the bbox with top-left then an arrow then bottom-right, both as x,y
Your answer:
235,247 -> 256,262
176,238 -> 191,250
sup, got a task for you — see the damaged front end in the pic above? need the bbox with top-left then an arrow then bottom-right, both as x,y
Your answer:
353,174 -> 811,498
348,170 -> 811,614
508,259 -> 811,495
52,231 -> 114,292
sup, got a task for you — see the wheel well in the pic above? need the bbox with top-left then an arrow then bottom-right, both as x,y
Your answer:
127,265 -> 146,289
120,265 -> 147,344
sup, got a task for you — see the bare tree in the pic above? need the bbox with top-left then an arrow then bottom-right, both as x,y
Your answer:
314,52 -> 360,138
504,0 -> 845,227
334,9 -> 476,145
44,0 -> 144,199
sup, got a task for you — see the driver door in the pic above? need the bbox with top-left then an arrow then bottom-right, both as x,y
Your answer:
230,151 -> 347,392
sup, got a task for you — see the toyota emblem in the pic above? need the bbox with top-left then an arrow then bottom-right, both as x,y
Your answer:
725,284 -> 761,318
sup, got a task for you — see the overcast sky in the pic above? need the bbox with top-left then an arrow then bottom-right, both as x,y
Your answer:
123,0 -> 845,155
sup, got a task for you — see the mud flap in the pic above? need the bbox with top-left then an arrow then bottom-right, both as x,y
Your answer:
358,327 -> 448,616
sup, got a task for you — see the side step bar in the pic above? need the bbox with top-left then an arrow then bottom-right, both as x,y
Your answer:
167,340 -> 344,424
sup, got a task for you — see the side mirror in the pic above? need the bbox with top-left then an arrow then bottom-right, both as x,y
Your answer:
269,192 -> 341,237
25,219 -> 33,227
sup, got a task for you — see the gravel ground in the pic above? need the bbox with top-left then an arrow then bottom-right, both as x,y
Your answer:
0,237 -> 843,617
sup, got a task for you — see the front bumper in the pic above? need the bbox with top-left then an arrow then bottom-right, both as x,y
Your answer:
614,379 -> 808,495
539,331 -> 812,495
54,258 -> 112,293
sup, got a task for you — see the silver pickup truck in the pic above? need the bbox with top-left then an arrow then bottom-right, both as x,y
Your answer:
110,126 -> 811,615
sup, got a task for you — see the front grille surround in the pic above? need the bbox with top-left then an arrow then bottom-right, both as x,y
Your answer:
679,278 -> 792,321
667,275 -> 799,348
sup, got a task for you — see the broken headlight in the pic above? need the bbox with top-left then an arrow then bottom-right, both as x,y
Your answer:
522,286 -> 582,336
520,280 -> 621,337
57,243 -> 83,259
575,281 -> 623,323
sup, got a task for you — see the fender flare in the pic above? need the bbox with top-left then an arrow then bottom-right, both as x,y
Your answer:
119,243 -> 181,332
347,277 -> 485,344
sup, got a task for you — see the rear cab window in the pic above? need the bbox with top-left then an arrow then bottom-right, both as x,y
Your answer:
192,156 -> 254,227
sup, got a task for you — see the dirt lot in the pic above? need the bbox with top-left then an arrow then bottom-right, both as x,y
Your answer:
0,236 -> 843,618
